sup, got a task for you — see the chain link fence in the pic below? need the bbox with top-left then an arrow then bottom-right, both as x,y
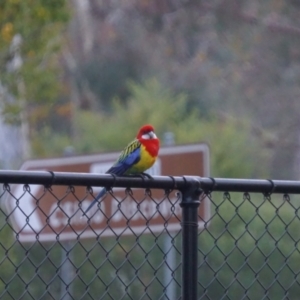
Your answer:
0,171 -> 300,299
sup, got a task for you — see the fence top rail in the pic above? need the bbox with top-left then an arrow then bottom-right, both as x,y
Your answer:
0,170 -> 300,194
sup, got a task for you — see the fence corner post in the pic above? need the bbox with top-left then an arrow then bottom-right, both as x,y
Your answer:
180,179 -> 201,300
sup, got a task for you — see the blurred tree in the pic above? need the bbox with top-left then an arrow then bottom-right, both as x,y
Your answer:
33,78 -> 270,178
0,0 -> 69,159
64,0 -> 300,179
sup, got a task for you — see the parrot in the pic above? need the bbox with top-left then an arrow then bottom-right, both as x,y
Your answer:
82,124 -> 160,216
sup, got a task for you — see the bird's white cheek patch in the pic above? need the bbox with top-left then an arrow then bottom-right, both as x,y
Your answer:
141,132 -> 157,139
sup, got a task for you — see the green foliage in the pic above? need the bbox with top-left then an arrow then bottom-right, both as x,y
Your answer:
35,77 -> 199,154
176,116 -> 270,178
1,2 -> 300,299
80,58 -> 137,111
34,78 -> 270,178
199,192 -> 300,299
0,0 -> 69,122
32,126 -> 72,158
0,231 -> 180,298
81,78 -> 270,178
0,208 -> 22,297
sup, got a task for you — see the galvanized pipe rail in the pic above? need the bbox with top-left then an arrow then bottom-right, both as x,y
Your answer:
1,170 -> 300,194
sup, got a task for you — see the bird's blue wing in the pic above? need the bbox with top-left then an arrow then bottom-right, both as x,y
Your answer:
82,140 -> 141,216
106,139 -> 141,175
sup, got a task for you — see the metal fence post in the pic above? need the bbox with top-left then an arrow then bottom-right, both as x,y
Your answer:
180,184 -> 201,300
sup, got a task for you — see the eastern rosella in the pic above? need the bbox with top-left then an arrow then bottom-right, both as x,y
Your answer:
82,124 -> 160,216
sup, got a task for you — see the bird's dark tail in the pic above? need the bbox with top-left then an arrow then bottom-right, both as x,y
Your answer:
82,187 -> 107,217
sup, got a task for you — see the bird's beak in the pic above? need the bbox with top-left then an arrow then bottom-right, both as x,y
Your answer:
141,131 -> 157,140
148,131 -> 157,139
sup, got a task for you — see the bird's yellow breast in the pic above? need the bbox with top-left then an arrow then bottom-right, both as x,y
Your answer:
127,144 -> 156,174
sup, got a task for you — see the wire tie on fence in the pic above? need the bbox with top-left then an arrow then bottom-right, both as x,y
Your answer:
208,177 -> 217,192
3,183 -> 10,192
125,187 -> 133,196
264,179 -> 276,197
68,185 -> 75,193
243,192 -> 251,201
106,187 -> 114,197
145,188 -> 152,197
224,191 -> 230,200
47,171 -> 56,187
164,188 -> 171,196
283,193 -> 290,202
23,184 -> 30,193
181,221 -> 199,227
163,176 -> 175,197
168,175 -> 177,189
86,186 -> 93,195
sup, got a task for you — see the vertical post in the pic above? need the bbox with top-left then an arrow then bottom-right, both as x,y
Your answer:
180,185 -> 201,300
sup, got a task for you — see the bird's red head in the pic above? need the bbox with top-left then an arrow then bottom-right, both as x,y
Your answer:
137,124 -> 160,157
137,124 -> 155,139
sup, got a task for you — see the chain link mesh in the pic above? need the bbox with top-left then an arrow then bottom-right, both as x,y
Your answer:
0,184 -> 182,300
198,191 -> 300,299
1,180 -> 300,299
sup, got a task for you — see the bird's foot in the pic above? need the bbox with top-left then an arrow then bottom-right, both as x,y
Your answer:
141,172 -> 153,179
125,173 -> 154,180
